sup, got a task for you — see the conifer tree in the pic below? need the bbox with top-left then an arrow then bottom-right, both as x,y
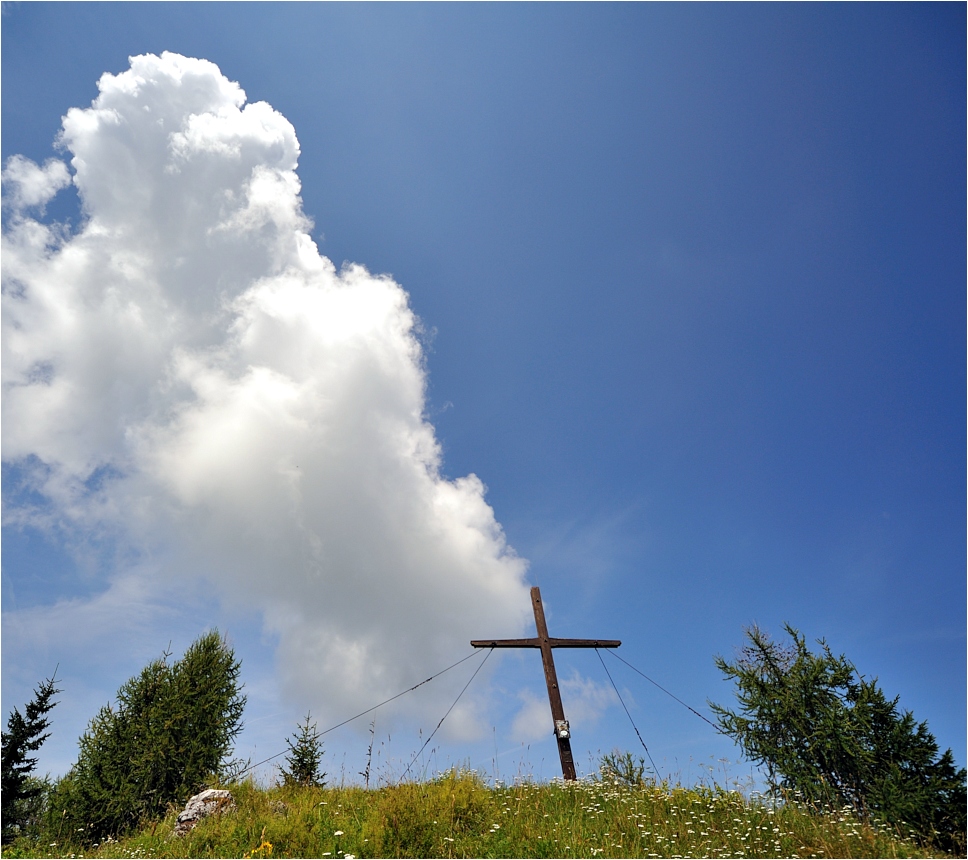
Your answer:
279,712 -> 326,788
51,631 -> 245,841
711,624 -> 966,853
1,672 -> 59,843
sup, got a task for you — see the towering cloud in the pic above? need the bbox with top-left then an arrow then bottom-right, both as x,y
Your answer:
2,52 -> 531,735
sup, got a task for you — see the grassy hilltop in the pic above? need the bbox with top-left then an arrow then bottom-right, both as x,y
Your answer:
3,770 -> 946,859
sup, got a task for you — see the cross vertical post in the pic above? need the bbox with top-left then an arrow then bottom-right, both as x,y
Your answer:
530,586 -> 577,780
471,585 -> 620,781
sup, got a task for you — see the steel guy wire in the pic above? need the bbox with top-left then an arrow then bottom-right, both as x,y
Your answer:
595,647 -> 661,779
238,649 -> 483,778
402,646 -> 495,781
603,646 -> 723,733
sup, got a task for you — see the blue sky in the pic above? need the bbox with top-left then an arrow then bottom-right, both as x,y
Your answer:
2,3 -> 964,787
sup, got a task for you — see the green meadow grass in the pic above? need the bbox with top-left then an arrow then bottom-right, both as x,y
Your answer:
4,771 -> 945,859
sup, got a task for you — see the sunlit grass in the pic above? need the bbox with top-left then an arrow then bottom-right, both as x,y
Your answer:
2,770 -> 947,859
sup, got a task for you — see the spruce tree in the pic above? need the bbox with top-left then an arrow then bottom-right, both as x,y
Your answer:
279,712 -> 326,788
1,672 -> 60,843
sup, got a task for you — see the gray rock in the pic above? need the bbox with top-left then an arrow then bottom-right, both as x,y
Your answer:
173,788 -> 236,836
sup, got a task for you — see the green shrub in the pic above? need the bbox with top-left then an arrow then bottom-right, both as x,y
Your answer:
600,750 -> 649,787
372,771 -> 489,858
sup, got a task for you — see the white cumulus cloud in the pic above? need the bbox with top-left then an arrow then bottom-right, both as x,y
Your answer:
2,51 -> 531,738
1,155 -> 71,212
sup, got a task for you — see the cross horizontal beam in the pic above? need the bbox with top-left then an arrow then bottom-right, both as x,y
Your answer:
471,637 -> 621,649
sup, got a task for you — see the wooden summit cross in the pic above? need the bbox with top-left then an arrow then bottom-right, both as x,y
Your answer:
471,586 -> 620,781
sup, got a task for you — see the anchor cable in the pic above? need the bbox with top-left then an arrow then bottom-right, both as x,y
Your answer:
237,649 -> 484,778
403,646 -> 495,780
603,647 -> 722,733
595,648 -> 661,779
